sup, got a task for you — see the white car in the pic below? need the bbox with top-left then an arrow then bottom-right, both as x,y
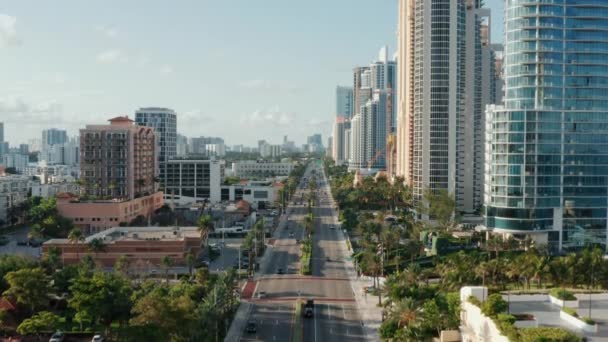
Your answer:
49,331 -> 64,342
92,335 -> 105,342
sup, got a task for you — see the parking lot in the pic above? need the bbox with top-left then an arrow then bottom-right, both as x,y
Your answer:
0,226 -> 41,259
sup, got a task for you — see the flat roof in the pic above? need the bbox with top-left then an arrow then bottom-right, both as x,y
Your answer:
45,226 -> 200,245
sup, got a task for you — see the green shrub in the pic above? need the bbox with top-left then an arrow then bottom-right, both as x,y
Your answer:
481,293 -> 508,317
379,319 -> 398,339
562,307 -> 578,317
581,316 -> 596,325
468,295 -> 482,307
519,327 -> 583,342
496,313 -> 516,325
494,313 -> 519,341
549,288 -> 577,301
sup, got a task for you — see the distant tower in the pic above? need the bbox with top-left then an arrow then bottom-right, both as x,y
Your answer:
135,107 -> 177,186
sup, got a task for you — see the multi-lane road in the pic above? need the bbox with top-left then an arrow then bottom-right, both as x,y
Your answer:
240,161 -> 366,342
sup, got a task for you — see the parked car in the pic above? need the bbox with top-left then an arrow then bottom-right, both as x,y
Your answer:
277,268 -> 284,274
49,331 -> 65,342
257,291 -> 266,299
91,335 -> 105,342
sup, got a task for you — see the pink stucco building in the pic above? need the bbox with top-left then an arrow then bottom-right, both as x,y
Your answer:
57,192 -> 164,235
80,116 -> 158,200
58,116 -> 164,235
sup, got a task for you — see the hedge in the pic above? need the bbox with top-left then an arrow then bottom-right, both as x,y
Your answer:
549,288 -> 577,301
519,327 -> 583,342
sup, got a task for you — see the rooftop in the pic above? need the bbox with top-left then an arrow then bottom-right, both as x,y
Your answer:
108,116 -> 134,123
45,226 -> 200,245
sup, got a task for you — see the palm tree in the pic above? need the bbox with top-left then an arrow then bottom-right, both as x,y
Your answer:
160,256 -> 173,283
87,238 -> 106,259
389,298 -> 423,332
197,215 -> 214,247
185,252 -> 195,276
68,228 -> 84,260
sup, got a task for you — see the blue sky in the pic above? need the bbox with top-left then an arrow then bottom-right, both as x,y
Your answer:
0,0 -> 504,146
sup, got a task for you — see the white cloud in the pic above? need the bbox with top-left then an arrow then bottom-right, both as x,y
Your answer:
0,97 -> 65,125
96,26 -> 120,39
159,65 -> 174,75
0,14 -> 20,47
241,106 -> 295,127
96,49 -> 128,64
238,79 -> 300,92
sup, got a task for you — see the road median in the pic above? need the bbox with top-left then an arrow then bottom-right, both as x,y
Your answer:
292,300 -> 303,342
300,238 -> 312,275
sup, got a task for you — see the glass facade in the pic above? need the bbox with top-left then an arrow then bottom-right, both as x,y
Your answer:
485,0 -> 608,250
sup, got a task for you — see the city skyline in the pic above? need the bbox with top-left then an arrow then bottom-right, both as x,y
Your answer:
0,0 -> 504,146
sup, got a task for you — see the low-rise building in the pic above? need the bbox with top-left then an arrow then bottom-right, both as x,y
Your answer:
0,175 -> 32,226
31,182 -> 80,198
42,226 -> 202,267
23,163 -> 80,179
163,157 -> 225,205
220,180 -> 278,207
231,160 -> 293,178
57,192 -> 164,235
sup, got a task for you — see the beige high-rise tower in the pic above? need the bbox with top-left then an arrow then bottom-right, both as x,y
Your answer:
395,0 -> 415,184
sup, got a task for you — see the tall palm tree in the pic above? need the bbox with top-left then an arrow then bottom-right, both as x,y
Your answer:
389,298 -> 423,337
87,238 -> 106,259
160,256 -> 173,283
185,252 -> 195,276
197,215 -> 214,247
68,228 -> 85,260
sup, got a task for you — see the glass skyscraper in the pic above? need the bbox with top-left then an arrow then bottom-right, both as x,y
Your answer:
485,0 -> 608,251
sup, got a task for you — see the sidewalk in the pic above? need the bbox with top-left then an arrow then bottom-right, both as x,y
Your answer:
338,229 -> 382,341
327,184 -> 382,341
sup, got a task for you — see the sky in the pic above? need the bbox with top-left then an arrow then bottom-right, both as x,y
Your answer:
0,0 -> 504,147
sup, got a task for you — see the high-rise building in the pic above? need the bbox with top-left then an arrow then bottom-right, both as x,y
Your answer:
336,86 -> 354,119
349,46 -> 396,171
27,138 -> 42,153
18,144 -> 29,155
135,107 -> 177,186
395,0 -> 492,213
484,0 -> 608,251
0,123 -> 5,159
176,134 -> 188,156
80,116 -> 158,199
42,128 -> 68,147
332,118 -> 351,166
40,128 -> 68,164
491,43 -> 504,105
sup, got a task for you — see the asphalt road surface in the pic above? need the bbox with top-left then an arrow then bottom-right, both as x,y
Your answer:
240,162 -> 366,342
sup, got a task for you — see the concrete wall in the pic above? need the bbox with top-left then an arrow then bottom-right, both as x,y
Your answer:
460,286 -> 509,342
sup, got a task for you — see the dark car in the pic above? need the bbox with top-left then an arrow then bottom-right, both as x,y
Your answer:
277,268 -> 284,274
304,299 -> 314,318
246,320 -> 257,333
